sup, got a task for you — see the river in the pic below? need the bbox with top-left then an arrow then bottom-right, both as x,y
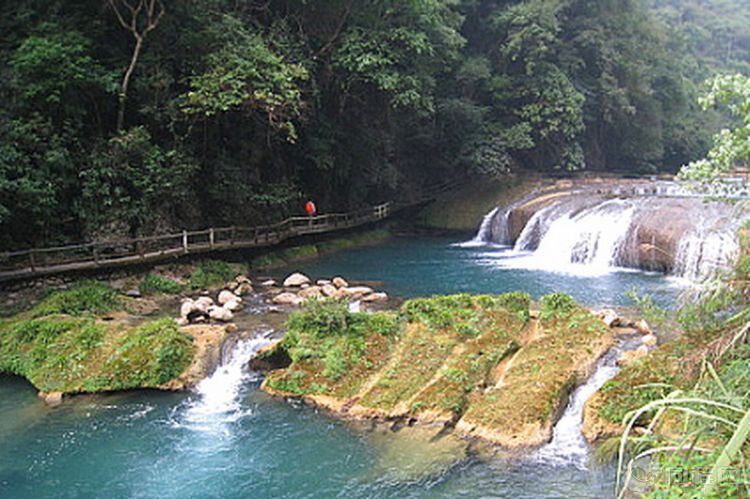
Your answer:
0,236 -> 684,498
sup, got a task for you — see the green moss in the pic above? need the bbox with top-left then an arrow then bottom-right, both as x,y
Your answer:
249,254 -> 287,270
279,244 -> 319,262
31,281 -> 121,317
139,273 -> 184,295
189,260 -> 236,289
0,315 -> 194,393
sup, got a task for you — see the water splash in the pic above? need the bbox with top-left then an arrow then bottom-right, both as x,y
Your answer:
182,332 -> 274,431
533,350 -> 620,469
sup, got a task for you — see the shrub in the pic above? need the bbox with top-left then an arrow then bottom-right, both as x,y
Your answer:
189,260 -> 235,289
139,273 -> 184,295
540,292 -> 578,320
32,281 -> 120,317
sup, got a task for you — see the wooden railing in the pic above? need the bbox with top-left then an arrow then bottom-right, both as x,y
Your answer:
0,202 -> 393,281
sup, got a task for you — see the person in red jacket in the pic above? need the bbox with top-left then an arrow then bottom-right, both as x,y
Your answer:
304,200 -> 317,216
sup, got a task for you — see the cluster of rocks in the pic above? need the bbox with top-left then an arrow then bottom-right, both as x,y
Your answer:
177,275 -> 253,325
596,309 -> 659,367
269,272 -> 388,307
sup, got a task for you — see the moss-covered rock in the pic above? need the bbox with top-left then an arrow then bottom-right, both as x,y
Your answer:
0,283 -> 197,394
262,292 -> 613,448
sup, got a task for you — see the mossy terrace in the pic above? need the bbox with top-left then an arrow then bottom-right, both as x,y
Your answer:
262,292 -> 613,447
0,282 -> 195,394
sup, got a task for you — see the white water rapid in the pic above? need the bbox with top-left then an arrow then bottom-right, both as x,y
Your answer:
182,332 -> 274,430
533,350 -> 620,469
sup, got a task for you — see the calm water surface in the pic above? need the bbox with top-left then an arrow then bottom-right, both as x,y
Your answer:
1,237 -> 681,498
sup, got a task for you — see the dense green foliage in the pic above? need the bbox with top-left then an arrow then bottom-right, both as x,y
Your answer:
188,260 -> 237,290
1,1 -> 747,249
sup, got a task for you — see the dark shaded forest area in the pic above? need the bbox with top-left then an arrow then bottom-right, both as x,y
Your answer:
1,0 -> 748,249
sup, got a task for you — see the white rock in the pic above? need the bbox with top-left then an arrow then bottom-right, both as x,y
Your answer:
299,286 -> 323,299
225,280 -> 239,292
218,290 -> 240,305
208,305 -> 234,322
641,334 -> 658,347
634,320 -> 652,335
283,272 -> 311,287
194,296 -> 214,312
261,279 -> 277,287
341,286 -> 374,298
316,279 -> 332,286
234,275 -> 252,285
234,282 -> 253,296
175,317 -> 189,327
362,292 -> 388,302
321,284 -> 338,297
332,276 -> 349,288
272,292 -> 304,306
179,299 -> 195,319
599,309 -> 620,328
224,300 -> 243,312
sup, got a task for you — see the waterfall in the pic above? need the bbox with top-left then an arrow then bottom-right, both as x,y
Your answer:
533,350 -> 620,469
457,207 -> 502,247
466,186 -> 748,281
182,332 -> 274,429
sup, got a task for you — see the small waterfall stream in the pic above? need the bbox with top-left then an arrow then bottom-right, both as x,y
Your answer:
183,331 -> 274,430
457,207 -> 502,247
533,349 -> 620,469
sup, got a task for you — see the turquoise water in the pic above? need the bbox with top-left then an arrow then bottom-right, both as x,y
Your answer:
0,237 -> 681,498
279,236 -> 682,307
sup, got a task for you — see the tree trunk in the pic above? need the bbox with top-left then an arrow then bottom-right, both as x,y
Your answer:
117,35 -> 143,132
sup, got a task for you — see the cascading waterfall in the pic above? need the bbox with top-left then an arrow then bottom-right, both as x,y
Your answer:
183,331 -> 274,430
457,207 -> 502,247
469,186 -> 747,281
534,349 -> 620,469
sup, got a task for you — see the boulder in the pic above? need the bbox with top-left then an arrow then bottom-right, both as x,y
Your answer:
634,320 -> 652,335
283,272 -> 311,287
362,292 -> 388,302
208,306 -> 234,322
218,290 -> 240,306
332,276 -> 349,289
225,280 -> 239,292
341,286 -> 374,298
641,334 -> 658,347
598,309 -> 620,328
298,286 -> 323,299
261,279 -> 277,287
224,300 -> 243,312
194,296 -> 215,312
235,275 -> 252,285
225,323 -> 239,333
273,292 -> 304,306
321,284 -> 338,297
175,317 -> 189,327
317,279 -> 332,286
125,289 -> 142,298
234,282 -> 253,296
38,391 -> 63,406
180,299 -> 196,319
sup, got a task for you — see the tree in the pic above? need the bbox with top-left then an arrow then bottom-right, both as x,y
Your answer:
678,74 -> 750,192
108,0 -> 165,131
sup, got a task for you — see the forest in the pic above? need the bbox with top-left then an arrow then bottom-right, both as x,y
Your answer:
1,0 -> 749,250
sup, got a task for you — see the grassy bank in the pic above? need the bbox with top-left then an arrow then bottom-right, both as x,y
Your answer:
262,292 -> 612,446
0,282 -> 194,393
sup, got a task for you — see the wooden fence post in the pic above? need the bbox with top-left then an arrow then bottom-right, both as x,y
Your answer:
182,230 -> 189,254
209,228 -> 215,249
230,226 -> 236,246
29,251 -> 37,272
93,245 -> 100,265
